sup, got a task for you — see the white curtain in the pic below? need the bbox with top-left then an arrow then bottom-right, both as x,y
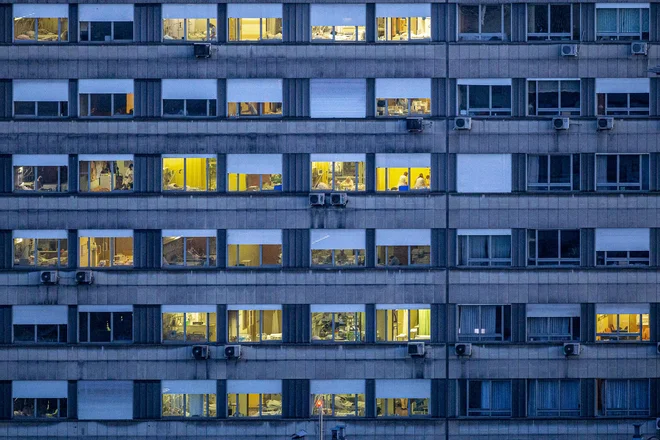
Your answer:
619,8 -> 640,33
481,306 -> 497,335
491,381 -> 511,411
459,306 -> 479,336
605,380 -> 628,412
597,9 -> 617,33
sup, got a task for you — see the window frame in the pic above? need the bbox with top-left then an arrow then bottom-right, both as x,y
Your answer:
527,79 -> 581,116
12,397 -> 68,419
13,164 -> 68,193
312,25 -> 365,42
227,393 -> 282,417
376,98 -> 431,117
227,244 -> 282,268
376,16 -> 431,42
162,393 -> 216,418
162,235 -> 217,267
13,101 -> 68,118
376,245 -> 431,267
596,250 -> 650,266
162,98 -> 217,118
526,316 -> 580,342
596,312 -> 649,342
78,310 -> 134,343
78,234 -> 134,268
161,156 -> 217,192
312,393 -> 365,417
527,229 -> 581,266
595,6 -> 650,41
311,311 -> 365,343
227,308 -> 282,343
457,4 -> 511,41
597,379 -> 650,417
310,160 -> 365,192
163,18 -> 217,42
311,249 -> 365,267
465,380 -> 512,417
13,17 -> 68,43
595,154 -> 648,192
526,154 -> 577,192
13,236 -> 68,268
526,4 -> 578,41
162,311 -> 217,343
457,83 -> 512,116
78,158 -> 134,193
596,91 -> 650,116
375,166 -> 431,192
456,305 -> 509,342
457,234 -> 512,267
527,379 -> 580,418
13,324 -> 67,344
79,21 -> 134,42
79,93 -> 134,118
228,17 -> 283,42
227,101 -> 282,118
375,307 -> 431,343
376,397 -> 429,417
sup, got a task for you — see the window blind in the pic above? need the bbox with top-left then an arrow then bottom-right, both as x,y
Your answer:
78,80 -> 134,94
13,80 -> 69,102
13,230 -> 68,239
310,79 -> 366,118
456,154 -> 512,193
526,304 -> 581,318
310,380 -> 365,394
595,228 -> 650,251
375,229 -> 431,246
13,381 -> 68,398
77,381 -> 133,420
227,4 -> 283,18
375,379 -> 430,398
162,4 -> 217,19
161,229 -> 216,238
226,79 -> 283,103
310,5 -> 366,26
162,380 -> 216,395
596,79 -> 650,94
375,79 -> 431,99
226,229 -> 282,245
13,154 -> 68,167
310,229 -> 366,249
13,305 -> 68,325
162,80 -> 218,100
311,304 -> 366,313
79,4 -> 134,21
14,4 -> 68,18
375,153 -> 430,168
226,154 -> 283,174
375,4 -> 431,17
78,229 -> 133,238
227,380 -> 282,394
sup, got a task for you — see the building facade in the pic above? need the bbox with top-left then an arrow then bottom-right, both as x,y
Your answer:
0,1 -> 659,439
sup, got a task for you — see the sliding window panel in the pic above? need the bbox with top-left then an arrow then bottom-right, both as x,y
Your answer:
0,80 -> 10,119
0,306 -> 10,344
68,4 -> 78,43
68,305 -> 77,343
67,381 -> 77,419
134,155 -> 161,193
433,3 -> 449,42
134,305 -> 161,344
0,230 -> 11,269
0,5 -> 11,44
0,155 -> 11,193
283,79 -> 310,118
283,3 -> 309,42
134,79 -> 161,118
134,381 -> 161,419
133,230 -> 161,269
580,229 -> 595,268
310,79 -> 366,118
0,382 -> 10,420
283,153 -> 310,192
431,303 -> 446,343
431,379 -> 447,418
282,379 -> 310,418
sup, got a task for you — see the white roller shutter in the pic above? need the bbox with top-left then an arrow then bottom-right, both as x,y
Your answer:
227,304 -> 282,311
457,79 -> 512,86
162,80 -> 217,100
14,4 -> 68,18
13,230 -> 67,239
78,381 -> 133,420
375,79 -> 431,99
227,79 -> 282,103
78,305 -> 133,312
13,305 -> 68,325
162,380 -> 216,395
227,4 -> 282,18
13,155 -> 68,167
375,304 -> 430,310
78,80 -> 134,94
310,230 -> 366,250
310,79 -> 366,118
597,304 -> 650,314
456,154 -> 512,193
375,4 -> 431,17
375,229 -> 431,246
12,381 -> 68,398
595,228 -> 650,251
526,304 -> 581,318
79,154 -> 133,162
227,380 -> 282,394
79,4 -> 134,21
596,79 -> 649,94
161,229 -> 216,238
311,5 -> 366,26
78,229 -> 133,238
375,154 -> 430,168
162,305 -> 217,313
457,229 -> 512,236
375,379 -> 430,398
226,154 -> 283,174
310,380 -> 365,394
311,154 -> 366,163
226,229 -> 282,245
311,304 -> 366,313
13,80 -> 68,102
162,4 -> 217,19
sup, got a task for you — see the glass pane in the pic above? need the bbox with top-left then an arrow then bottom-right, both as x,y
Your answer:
164,19 -> 184,40
37,101 -> 59,117
89,312 -> 112,342
184,157 -> 209,191
113,93 -> 133,116
186,99 -> 208,117
237,244 -> 260,267
186,312 -> 209,342
186,19 -> 210,41
559,230 -> 580,259
549,156 -> 571,183
262,244 -> 282,266
482,6 -> 503,34
163,99 -> 185,116
14,238 -> 35,266
163,157 -> 185,190
597,9 -> 617,34
90,21 -> 112,41
36,324 -> 59,343
14,101 -> 35,116
239,18 -> 260,41
619,155 -> 640,184
14,18 -> 36,41
36,398 -> 60,417
114,21 -> 133,40
89,94 -> 112,117
13,325 -> 35,342
36,166 -> 61,192
468,85 -> 490,109
537,81 -> 559,109
410,17 -> 429,39
537,230 -> 559,259
163,313 -> 185,341
411,245 -> 430,265
262,310 -> 282,341
37,238 -> 60,267
528,5 -> 548,34
37,18 -> 62,42
113,237 -> 133,266
163,236 -> 185,266
311,249 -> 332,266
411,309 -> 431,340
459,6 -> 479,34
13,398 -> 35,417
113,311 -> 133,341
186,237 -> 209,266
550,5 -> 571,34
311,312 -> 333,341
262,18 -> 282,40
560,81 -> 580,110
491,86 -> 511,110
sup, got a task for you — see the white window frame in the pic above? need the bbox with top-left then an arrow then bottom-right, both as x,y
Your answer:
457,229 -> 512,267
527,79 -> 581,116
595,4 -> 650,41
13,4 -> 69,43
457,79 -> 512,117
526,4 -> 577,41
457,4 -> 511,41
78,4 -> 134,42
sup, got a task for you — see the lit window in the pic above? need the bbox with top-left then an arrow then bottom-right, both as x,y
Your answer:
78,306 -> 133,343
310,79 -> 367,118
12,381 -> 68,419
376,79 -> 431,117
457,305 -> 510,342
162,155 -> 217,191
162,308 -> 217,343
526,304 -> 580,342
162,230 -> 217,267
228,4 -> 282,42
527,4 -> 579,41
596,228 -> 650,266
311,154 -> 366,191
78,230 -> 134,268
227,79 -> 282,118
527,154 -> 578,191
376,380 -> 430,417
596,5 -> 649,41
597,379 -> 649,416
13,80 -> 68,118
162,381 -> 217,418
596,154 -> 648,191
78,80 -> 134,117
528,380 -> 580,417
13,4 -> 69,42
12,306 -> 68,344
376,229 -> 431,266
596,305 -> 650,342
376,4 -> 431,41
376,306 -> 431,342
311,5 -> 366,42
311,380 -> 365,417
227,154 -> 283,192
13,230 -> 68,268
376,154 -> 431,192
162,79 -> 217,118
311,306 -> 365,343
457,230 -> 511,267
464,380 -> 512,417
456,154 -> 512,193
527,80 -> 580,116
311,229 -> 366,267
163,4 -> 217,41
79,155 -> 134,192
457,80 -> 512,116
227,380 -> 282,417
596,79 -> 650,116
228,307 -> 282,343
458,5 -> 511,41
13,155 -> 68,193
79,4 -> 133,42
227,229 -> 282,268
527,229 -> 580,266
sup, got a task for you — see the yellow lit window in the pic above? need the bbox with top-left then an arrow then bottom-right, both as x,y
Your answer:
311,312 -> 365,342
13,237 -> 68,268
228,17 -> 282,41
163,18 -> 216,41
377,17 -> 430,41
228,309 -> 283,342
227,244 -> 282,267
312,394 -> 365,416
162,157 -> 217,191
596,313 -> 649,342
162,312 -> 217,343
311,161 -> 365,191
376,309 -> 431,342
376,166 -> 430,191
78,236 -> 133,268
14,17 -> 68,42
79,160 -> 134,192
162,394 -> 216,417
228,393 -> 282,417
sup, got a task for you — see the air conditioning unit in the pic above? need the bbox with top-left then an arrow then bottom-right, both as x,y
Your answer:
75,270 -> 94,285
454,343 -> 472,357
560,44 -> 578,57
40,271 -> 58,285
552,117 -> 570,130
406,117 -> 423,133
194,43 -> 211,58
631,42 -> 648,56
224,344 -> 242,359
454,117 -> 472,130
656,417 -> 660,430
597,117 -> 614,131
309,193 -> 326,207
330,192 -> 348,207
192,345 -> 210,360
656,342 -> 660,355
407,341 -> 425,357
563,343 -> 581,356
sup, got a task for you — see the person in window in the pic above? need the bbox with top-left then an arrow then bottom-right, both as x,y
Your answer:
209,23 -> 216,40
316,181 -> 330,190
398,172 -> 409,187
35,175 -> 44,191
123,163 -> 134,189
388,254 -> 400,266
338,177 -> 354,190
336,250 -> 349,265
425,174 -> 430,187
413,173 -> 425,189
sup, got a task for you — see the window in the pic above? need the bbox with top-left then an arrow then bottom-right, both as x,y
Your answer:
13,230 -> 68,268
79,4 -> 133,42
311,154 -> 366,191
376,4 -> 431,41
79,80 -> 134,117
311,5 -> 366,42
78,230 -> 134,268
162,307 -> 217,343
527,80 -> 580,116
464,380 -> 512,417
457,230 -> 512,267
227,380 -> 282,417
596,229 -> 650,266
311,306 -> 366,343
228,4 -> 282,42
457,80 -> 512,116
79,155 -> 134,192
13,80 -> 68,118
227,229 -> 282,268
526,304 -> 580,342
376,79 -> 431,117
162,381 -> 216,418
376,154 -> 431,192
596,79 -> 650,116
162,79 -> 217,118
527,154 -> 579,191
456,154 -> 512,193
596,304 -> 650,342
77,381 -> 133,420
376,380 -> 430,417
596,154 -> 648,191
14,4 -> 68,42
78,306 -> 133,343
162,230 -> 217,267
376,229 -> 431,266
311,229 -> 366,267
458,5 -> 511,41
13,155 -> 68,192
12,306 -> 68,344
310,79 -> 367,118
528,380 -> 579,417
597,379 -> 649,416
457,305 -> 510,342
228,307 -> 282,343
227,79 -> 282,117
527,229 -> 580,266
311,380 -> 365,417
527,4 -> 579,41
162,155 -> 217,191
596,5 -> 649,41
376,306 -> 431,342
163,4 -> 217,41
227,154 -> 283,192
12,381 -> 68,419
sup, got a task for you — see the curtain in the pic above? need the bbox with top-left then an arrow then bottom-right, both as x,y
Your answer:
491,381 -> 511,411
480,381 -> 490,409
629,380 -> 649,412
561,380 -> 580,411
605,380 -> 628,412
549,317 -> 570,336
536,380 -> 558,410
459,306 -> 479,336
528,317 -> 547,337
469,236 -> 488,259
417,309 -> 431,335
597,9 -> 617,33
491,235 -> 511,259
481,306 -> 497,335
619,8 -> 640,33
596,155 -> 609,184
527,155 -> 541,184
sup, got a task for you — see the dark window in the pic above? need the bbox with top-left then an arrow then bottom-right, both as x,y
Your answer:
528,80 -> 580,116
79,311 -> 133,343
597,250 -> 649,266
376,245 -> 431,266
596,8 -> 649,41
528,380 -> 580,417
458,235 -> 511,266
458,84 -> 512,116
527,155 -> 577,191
596,154 -> 648,191
458,4 -> 511,41
80,93 -> 134,118
597,379 -> 649,416
527,4 -> 578,41
163,99 -> 217,118
465,380 -> 512,417
13,324 -> 66,343
114,22 -> 134,40
80,21 -> 134,42
597,92 -> 650,116
527,316 -> 580,341
91,22 -> 112,41
14,102 -> 36,116
528,229 -> 580,266
457,305 -> 510,342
